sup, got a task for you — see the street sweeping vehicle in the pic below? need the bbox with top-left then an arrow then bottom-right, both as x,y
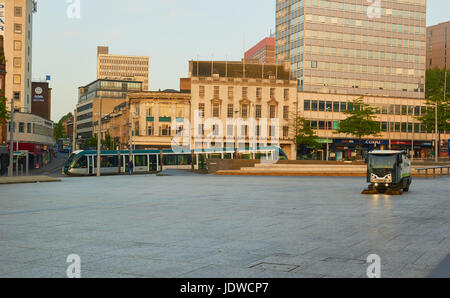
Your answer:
362,150 -> 412,195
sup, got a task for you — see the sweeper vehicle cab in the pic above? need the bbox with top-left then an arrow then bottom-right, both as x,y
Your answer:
362,150 -> 412,195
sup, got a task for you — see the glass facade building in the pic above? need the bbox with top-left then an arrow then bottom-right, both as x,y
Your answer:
276,0 -> 427,98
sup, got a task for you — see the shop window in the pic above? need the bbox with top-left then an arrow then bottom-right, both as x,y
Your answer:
304,100 -> 311,111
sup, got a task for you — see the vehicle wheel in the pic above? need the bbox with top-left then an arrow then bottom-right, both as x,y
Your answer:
403,178 -> 411,192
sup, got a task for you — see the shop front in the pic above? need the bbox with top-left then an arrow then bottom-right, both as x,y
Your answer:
0,145 -> 8,176
331,139 -> 358,161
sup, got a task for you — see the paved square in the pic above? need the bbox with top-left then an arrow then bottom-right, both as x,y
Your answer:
0,173 -> 449,278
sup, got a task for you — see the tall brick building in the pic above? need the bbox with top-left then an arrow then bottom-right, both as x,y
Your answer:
426,21 -> 450,70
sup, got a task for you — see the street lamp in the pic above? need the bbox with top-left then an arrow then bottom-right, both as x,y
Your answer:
325,106 -> 332,161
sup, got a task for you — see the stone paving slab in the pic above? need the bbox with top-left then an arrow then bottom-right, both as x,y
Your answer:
0,176 -> 61,185
0,174 -> 449,278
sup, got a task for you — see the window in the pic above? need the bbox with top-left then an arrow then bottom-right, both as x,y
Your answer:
14,7 -> 23,17
134,155 -> 148,167
283,106 -> 289,120
14,24 -> 22,34
340,102 -> 347,112
304,100 -> 311,111
283,126 -> 289,138
255,105 -> 262,119
241,104 -> 248,118
269,105 -> 277,119
13,92 -> 20,100
319,101 -> 325,112
199,86 -> 205,98
134,122 -> 140,136
198,103 -> 205,118
14,41 -> 22,51
74,156 -> 88,169
160,124 -> 171,136
242,87 -> 248,99
283,89 -> 289,100
311,101 -> 318,111
333,102 -> 340,112
241,125 -> 248,137
269,125 -> 276,137
100,156 -> 119,168
214,86 -> 220,98
270,88 -> 275,99
227,104 -> 234,118
27,123 -> 31,133
227,124 -> 234,136
311,61 -> 317,68
212,104 -> 220,118
13,57 -> 21,68
256,88 -> 262,99
13,75 -> 21,84
198,124 -> 204,136
228,87 -> 234,99
147,123 -> 154,136
326,101 -> 332,112
19,122 -> 25,133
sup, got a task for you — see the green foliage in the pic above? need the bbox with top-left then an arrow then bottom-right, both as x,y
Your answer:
53,112 -> 73,140
419,68 -> 450,134
0,90 -> 9,124
294,116 -> 321,149
83,133 -> 117,150
336,97 -> 381,140
336,97 -> 381,158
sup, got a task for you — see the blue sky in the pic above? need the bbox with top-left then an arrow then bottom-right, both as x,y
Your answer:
31,0 -> 449,122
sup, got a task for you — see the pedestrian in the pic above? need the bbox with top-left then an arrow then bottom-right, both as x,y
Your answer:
128,160 -> 134,176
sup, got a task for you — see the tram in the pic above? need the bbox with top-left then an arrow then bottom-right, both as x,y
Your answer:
62,146 -> 288,176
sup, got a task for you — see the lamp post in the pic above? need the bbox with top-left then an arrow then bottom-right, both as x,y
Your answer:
325,106 -> 332,161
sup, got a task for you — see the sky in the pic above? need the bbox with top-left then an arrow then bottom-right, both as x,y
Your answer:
31,0 -> 449,122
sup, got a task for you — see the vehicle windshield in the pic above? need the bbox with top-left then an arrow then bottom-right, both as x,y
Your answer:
64,153 -> 76,167
369,154 -> 397,169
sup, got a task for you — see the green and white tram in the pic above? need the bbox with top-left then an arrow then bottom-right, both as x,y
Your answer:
62,146 -> 288,176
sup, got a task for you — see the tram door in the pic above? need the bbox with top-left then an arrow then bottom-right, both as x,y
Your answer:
88,156 -> 94,175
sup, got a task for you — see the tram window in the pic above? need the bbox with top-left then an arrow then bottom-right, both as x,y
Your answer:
135,155 -> 148,167
74,156 -> 87,168
101,155 -> 118,168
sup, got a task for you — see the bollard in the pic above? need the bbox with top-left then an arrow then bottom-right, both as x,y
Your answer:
20,164 -> 23,176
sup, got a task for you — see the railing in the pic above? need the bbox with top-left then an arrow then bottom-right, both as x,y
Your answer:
415,166 -> 450,177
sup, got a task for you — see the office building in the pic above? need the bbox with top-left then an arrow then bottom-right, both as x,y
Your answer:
244,37 -> 276,64
276,0 -> 426,98
97,46 -> 150,91
426,21 -> 450,69
2,0 -> 37,113
189,60 -> 298,160
99,91 -> 191,151
76,79 -> 143,142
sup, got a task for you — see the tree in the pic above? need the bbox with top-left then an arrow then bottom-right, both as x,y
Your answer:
0,91 -> 9,125
419,68 -> 450,147
54,112 -> 73,140
336,97 -> 381,159
292,116 -> 321,159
